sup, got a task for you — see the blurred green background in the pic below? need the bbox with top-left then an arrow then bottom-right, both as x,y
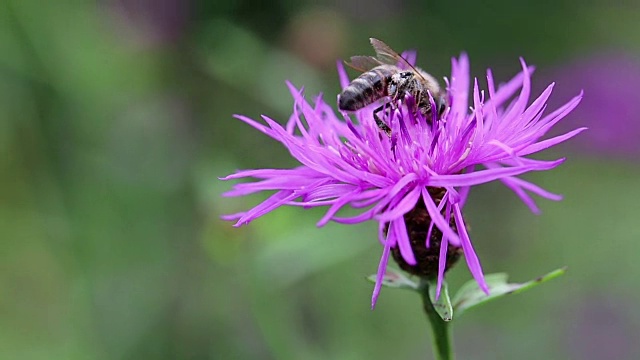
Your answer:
2,0 -> 640,359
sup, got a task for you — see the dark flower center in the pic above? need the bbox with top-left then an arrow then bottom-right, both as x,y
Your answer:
390,187 -> 462,279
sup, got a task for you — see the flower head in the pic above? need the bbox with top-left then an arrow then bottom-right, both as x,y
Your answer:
221,50 -> 584,308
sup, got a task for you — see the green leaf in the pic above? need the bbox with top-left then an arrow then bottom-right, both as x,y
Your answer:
427,279 -> 453,321
452,267 -> 567,316
366,268 -> 418,290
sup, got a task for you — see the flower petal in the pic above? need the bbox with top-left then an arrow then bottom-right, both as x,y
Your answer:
371,236 -> 392,309
453,203 -> 488,294
393,216 -> 416,265
428,159 -> 565,187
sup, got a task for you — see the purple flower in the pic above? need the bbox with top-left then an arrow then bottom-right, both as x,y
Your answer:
221,52 -> 584,308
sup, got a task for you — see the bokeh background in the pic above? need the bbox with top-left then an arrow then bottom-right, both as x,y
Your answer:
1,0 -> 639,359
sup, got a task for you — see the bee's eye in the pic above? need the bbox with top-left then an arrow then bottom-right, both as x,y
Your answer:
401,72 -> 413,79
437,97 -> 447,114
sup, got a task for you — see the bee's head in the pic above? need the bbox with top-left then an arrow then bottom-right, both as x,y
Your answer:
388,71 -> 414,98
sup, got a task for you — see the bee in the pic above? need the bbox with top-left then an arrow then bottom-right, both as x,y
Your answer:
338,38 -> 447,134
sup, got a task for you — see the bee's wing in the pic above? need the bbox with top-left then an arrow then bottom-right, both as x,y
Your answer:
345,55 -> 383,72
370,38 -> 428,80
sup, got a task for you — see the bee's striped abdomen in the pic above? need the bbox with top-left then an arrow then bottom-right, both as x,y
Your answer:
338,65 -> 395,112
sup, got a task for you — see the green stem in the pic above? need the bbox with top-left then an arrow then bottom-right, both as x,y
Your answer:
419,280 -> 454,360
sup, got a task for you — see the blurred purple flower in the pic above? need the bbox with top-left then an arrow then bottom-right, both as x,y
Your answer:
221,53 -> 583,308
543,52 -> 640,159
106,0 -> 188,48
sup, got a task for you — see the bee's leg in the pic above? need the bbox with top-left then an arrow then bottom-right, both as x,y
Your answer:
413,91 -> 438,126
373,105 -> 392,136
413,91 -> 422,123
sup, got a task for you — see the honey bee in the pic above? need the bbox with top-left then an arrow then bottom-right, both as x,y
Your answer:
338,38 -> 447,134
